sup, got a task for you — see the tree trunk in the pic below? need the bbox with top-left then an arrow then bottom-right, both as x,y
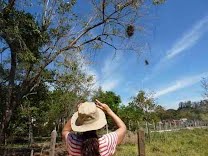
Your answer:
0,108 -> 13,144
128,120 -> 131,131
145,121 -> 150,143
0,30 -> 17,144
0,89 -> 14,144
137,121 -> 140,129
29,114 -> 34,146
0,92 -> 18,144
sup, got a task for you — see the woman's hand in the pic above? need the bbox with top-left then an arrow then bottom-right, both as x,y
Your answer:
95,99 -> 112,114
96,99 -> 126,144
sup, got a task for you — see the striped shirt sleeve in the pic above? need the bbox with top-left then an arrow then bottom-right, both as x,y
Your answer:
65,132 -> 82,156
103,132 -> 118,155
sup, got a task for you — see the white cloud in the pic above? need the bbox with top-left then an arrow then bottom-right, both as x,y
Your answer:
143,15 -> 208,82
166,15 -> 208,59
155,72 -> 208,98
101,53 -> 123,77
102,80 -> 120,91
74,51 -> 124,92
121,97 -> 131,105
98,52 -> 124,91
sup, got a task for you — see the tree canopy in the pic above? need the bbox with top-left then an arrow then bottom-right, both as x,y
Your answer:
0,0 -> 165,143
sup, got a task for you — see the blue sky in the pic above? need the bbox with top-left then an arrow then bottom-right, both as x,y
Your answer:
13,0 -> 208,109
85,0 -> 208,109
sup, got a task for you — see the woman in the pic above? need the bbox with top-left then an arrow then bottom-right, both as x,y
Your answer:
62,99 -> 126,156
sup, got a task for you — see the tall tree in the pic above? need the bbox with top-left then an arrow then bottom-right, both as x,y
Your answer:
118,103 -> 143,131
92,88 -> 121,129
0,0 -> 164,142
92,88 -> 121,113
131,90 -> 156,140
154,105 -> 166,120
202,77 -> 208,99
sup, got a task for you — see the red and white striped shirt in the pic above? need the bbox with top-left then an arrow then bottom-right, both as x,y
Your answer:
65,132 -> 118,156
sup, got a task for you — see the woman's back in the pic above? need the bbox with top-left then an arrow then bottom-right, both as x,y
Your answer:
65,132 -> 118,156
62,100 -> 126,156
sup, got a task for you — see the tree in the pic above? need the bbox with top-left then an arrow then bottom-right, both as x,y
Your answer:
92,88 -> 121,113
6,82 -> 49,145
8,54 -> 93,139
92,88 -> 121,130
0,0 -> 164,143
131,90 -> 156,141
202,77 -> 208,99
118,103 -> 143,131
44,90 -> 80,135
132,91 -> 156,120
154,105 -> 166,120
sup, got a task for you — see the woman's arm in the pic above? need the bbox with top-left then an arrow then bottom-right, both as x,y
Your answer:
95,99 -> 126,144
62,118 -> 72,140
62,103 -> 81,140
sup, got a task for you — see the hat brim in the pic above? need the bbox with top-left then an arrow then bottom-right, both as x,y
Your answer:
71,108 -> 107,132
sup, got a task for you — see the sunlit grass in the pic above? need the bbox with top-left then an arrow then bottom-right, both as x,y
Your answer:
115,128 -> 208,156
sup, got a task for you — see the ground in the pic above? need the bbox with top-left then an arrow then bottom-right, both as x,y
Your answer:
2,128 -> 208,156
116,128 -> 208,156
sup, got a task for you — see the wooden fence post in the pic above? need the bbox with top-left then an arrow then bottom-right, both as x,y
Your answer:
49,129 -> 57,156
169,122 -> 172,130
165,122 -> 168,130
30,149 -> 34,156
174,121 -> 177,129
159,122 -> 162,131
138,129 -> 145,156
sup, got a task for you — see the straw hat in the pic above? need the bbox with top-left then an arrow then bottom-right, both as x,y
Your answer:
71,102 -> 107,132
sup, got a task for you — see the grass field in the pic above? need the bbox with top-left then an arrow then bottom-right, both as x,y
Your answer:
115,128 -> 208,156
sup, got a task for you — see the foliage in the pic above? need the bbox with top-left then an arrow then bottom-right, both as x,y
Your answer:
154,105 -> 166,120
130,90 -> 156,141
131,90 -> 156,122
53,50 -> 94,97
152,0 -> 166,5
0,0 -> 165,140
7,83 -> 49,139
92,87 -> 122,130
168,100 -> 208,121
92,87 -> 121,113
201,77 -> 208,98
43,89 -> 85,135
118,103 -> 143,131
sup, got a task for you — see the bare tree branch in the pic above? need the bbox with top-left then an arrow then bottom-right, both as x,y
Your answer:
27,1 -> 136,91
2,0 -> 16,14
99,39 -> 117,50
102,0 -> 106,21
7,0 -> 15,8
0,47 -> 9,53
41,0 -> 56,31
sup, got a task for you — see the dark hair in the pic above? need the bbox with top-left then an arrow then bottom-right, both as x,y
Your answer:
81,131 -> 100,156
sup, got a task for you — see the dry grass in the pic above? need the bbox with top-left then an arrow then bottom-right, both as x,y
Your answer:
121,131 -> 138,145
5,129 -> 208,156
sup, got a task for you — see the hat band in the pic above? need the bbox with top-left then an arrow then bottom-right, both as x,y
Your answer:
76,111 -> 99,126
